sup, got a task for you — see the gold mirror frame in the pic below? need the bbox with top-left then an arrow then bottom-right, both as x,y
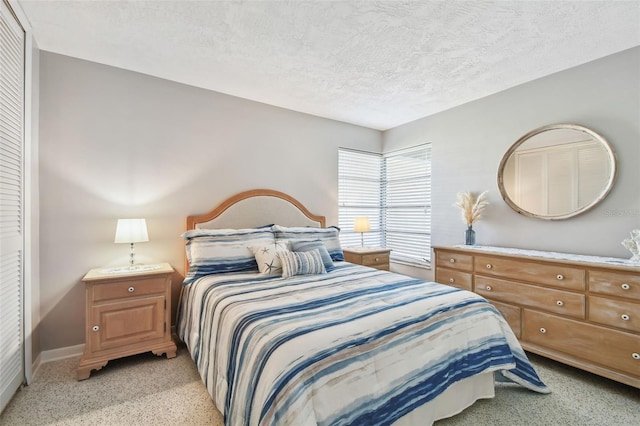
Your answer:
497,123 -> 617,220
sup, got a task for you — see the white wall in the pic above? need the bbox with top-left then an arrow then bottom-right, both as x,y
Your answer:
38,52 -> 381,351
38,46 -> 640,353
384,47 -> 640,269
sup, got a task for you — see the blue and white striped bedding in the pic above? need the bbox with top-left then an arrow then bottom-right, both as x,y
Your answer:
177,262 -> 549,426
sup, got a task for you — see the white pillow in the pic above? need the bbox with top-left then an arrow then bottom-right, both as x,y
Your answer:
272,225 -> 344,261
249,242 -> 289,275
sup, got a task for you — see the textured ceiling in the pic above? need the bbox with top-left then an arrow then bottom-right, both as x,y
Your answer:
18,0 -> 640,130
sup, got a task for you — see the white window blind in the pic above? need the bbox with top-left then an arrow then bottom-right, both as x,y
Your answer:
383,145 -> 432,266
338,144 -> 431,267
338,149 -> 383,248
0,0 -> 25,412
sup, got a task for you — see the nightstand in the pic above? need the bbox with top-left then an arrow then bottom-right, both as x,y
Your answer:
343,247 -> 391,271
77,263 -> 177,380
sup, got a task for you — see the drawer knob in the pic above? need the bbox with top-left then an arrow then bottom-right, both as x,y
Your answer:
449,258 -> 455,263
621,314 -> 630,321
449,278 -> 455,283
92,325 -> 100,332
128,286 -> 135,293
486,264 -> 493,269
633,353 -> 640,360
539,327 -> 547,334
556,300 -> 564,306
556,274 -> 564,281
375,257 -> 380,262
621,283 -> 630,290
485,285 -> 492,291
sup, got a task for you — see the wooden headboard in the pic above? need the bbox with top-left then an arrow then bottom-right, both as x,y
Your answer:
185,189 -> 327,272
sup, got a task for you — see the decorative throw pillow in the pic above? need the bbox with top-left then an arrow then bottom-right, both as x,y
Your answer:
278,249 -> 327,278
182,228 -> 275,285
272,225 -> 344,261
249,242 -> 289,275
290,240 -> 335,271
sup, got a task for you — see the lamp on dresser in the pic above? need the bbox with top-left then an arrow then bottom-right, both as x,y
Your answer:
114,218 -> 148,268
353,216 -> 370,247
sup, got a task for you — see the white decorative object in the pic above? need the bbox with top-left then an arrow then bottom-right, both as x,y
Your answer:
454,191 -> 489,226
621,229 -> 640,263
454,191 -> 489,245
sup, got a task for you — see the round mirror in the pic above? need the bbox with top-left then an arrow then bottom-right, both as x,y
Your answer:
497,124 -> 617,220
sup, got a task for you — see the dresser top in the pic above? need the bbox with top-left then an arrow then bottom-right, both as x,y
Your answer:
438,245 -> 640,270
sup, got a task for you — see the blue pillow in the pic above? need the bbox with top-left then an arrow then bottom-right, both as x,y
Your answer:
291,240 -> 335,271
272,225 -> 344,261
278,249 -> 327,278
182,228 -> 275,285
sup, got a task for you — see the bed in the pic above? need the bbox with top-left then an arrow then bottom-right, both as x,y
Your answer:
177,189 -> 549,426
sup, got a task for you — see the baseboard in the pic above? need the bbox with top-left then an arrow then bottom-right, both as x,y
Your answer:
39,343 -> 84,364
31,344 -> 84,381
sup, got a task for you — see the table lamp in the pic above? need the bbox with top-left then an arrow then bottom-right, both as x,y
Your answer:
353,216 -> 370,247
115,218 -> 149,268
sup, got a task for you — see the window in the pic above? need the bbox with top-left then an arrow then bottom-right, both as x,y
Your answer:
338,144 -> 432,267
338,149 -> 383,248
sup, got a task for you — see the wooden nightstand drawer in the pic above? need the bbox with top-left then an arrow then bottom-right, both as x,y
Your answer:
343,248 -> 391,271
361,252 -> 389,267
92,277 -> 166,302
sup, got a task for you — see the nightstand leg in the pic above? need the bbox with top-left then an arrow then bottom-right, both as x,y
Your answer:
77,357 -> 108,380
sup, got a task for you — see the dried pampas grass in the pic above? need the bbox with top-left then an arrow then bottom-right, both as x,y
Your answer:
454,191 -> 489,226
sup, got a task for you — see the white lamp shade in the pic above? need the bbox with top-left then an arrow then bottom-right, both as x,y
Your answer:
353,217 -> 371,233
114,218 -> 149,244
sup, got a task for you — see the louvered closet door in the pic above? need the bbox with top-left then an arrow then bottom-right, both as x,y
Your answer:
0,1 -> 25,413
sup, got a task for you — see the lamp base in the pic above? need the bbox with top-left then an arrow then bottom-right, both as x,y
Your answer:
129,242 -> 136,267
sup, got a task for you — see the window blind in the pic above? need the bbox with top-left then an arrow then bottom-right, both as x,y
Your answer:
0,0 -> 25,412
383,145 -> 432,266
338,144 -> 431,267
338,149 -> 383,248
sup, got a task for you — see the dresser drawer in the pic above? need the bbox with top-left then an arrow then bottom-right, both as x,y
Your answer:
589,270 -> 640,301
475,256 -> 585,290
490,300 -> 521,338
435,251 -> 473,272
435,268 -> 472,291
475,276 -> 585,319
523,310 -> 640,379
589,296 -> 640,333
92,277 -> 167,302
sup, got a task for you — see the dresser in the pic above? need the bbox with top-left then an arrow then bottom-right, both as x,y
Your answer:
343,247 -> 391,271
77,263 -> 177,380
433,245 -> 640,388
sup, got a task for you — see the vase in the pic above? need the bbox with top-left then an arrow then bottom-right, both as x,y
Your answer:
465,225 -> 476,245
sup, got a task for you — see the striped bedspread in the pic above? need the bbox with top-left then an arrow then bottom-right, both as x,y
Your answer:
177,262 -> 549,426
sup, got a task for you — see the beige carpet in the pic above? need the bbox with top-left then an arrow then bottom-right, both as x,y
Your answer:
1,345 -> 638,425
